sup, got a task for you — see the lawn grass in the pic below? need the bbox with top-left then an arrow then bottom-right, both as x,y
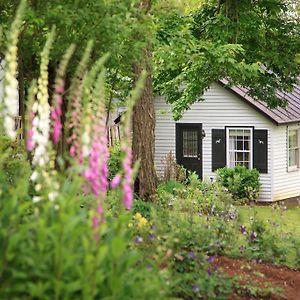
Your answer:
239,206 -> 300,237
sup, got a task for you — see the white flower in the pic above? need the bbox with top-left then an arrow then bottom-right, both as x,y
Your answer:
48,191 -> 58,202
31,171 -> 38,181
4,115 -> 16,139
35,184 -> 42,192
33,196 -> 41,203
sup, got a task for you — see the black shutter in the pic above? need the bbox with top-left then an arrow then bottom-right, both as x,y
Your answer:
212,129 -> 226,171
253,129 -> 268,173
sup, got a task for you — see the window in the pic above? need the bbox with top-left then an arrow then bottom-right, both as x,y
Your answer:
226,128 -> 252,169
288,129 -> 299,170
183,130 -> 198,158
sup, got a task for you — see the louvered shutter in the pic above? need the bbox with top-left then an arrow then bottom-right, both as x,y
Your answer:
211,129 -> 226,171
253,129 -> 268,173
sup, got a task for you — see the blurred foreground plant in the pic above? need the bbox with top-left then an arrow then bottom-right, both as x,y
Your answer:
0,1 -> 167,299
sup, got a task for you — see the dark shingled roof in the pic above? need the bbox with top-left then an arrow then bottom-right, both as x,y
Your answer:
219,79 -> 300,125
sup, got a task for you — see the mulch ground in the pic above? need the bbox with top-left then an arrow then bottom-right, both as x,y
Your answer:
212,256 -> 300,300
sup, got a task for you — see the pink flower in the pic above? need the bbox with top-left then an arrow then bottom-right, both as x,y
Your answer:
122,144 -> 134,210
51,93 -> 63,145
83,121 -> 109,198
123,182 -> 133,210
111,174 -> 121,189
26,128 -> 35,151
92,216 -> 99,229
97,205 -> 104,215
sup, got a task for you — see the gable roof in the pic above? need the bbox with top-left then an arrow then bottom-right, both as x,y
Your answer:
219,79 -> 300,125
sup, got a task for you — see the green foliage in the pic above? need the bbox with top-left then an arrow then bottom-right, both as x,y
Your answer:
217,166 -> 261,202
132,179 -> 239,299
0,0 -> 153,106
0,135 -> 31,192
154,0 -> 300,120
133,198 -> 153,220
246,216 -> 288,263
108,143 -> 122,180
0,177 -> 167,299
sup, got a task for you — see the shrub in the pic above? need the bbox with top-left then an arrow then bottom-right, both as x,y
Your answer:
216,166 -> 261,202
108,143 -> 122,180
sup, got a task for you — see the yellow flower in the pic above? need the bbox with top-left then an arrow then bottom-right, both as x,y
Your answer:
134,212 -> 142,220
136,217 -> 148,228
139,217 -> 148,226
128,222 -> 133,228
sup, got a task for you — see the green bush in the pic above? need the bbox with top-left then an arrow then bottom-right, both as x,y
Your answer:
0,156 -> 168,299
108,143 -> 122,180
216,166 -> 261,202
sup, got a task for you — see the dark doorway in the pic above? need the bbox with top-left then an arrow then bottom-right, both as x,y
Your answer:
176,123 -> 203,179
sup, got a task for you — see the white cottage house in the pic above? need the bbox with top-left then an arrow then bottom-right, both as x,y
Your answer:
155,81 -> 300,202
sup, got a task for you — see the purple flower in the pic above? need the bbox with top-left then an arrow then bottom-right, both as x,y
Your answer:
239,245 -> 245,253
240,225 -> 247,235
135,236 -> 143,243
148,234 -> 156,241
228,211 -> 237,220
187,251 -> 196,259
192,284 -> 200,293
250,231 -> 257,242
207,256 -> 214,264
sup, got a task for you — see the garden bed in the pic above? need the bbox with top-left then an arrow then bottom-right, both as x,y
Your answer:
213,256 -> 300,299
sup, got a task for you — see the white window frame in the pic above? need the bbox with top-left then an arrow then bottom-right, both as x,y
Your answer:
226,127 -> 253,169
287,127 -> 300,172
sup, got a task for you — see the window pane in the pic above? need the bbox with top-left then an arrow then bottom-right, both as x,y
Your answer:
229,137 -> 235,150
229,151 -> 235,167
244,140 -> 250,150
237,140 -> 243,150
236,152 -> 243,162
289,130 -> 298,148
289,148 -> 299,167
183,130 -> 198,158
227,128 -> 252,169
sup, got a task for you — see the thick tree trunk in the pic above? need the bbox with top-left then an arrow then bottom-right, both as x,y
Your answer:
132,45 -> 157,200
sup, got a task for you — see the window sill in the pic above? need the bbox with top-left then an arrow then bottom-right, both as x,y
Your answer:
287,166 -> 299,173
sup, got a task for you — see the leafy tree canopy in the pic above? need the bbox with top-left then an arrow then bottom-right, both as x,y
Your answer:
154,0 -> 300,120
0,0 -> 153,101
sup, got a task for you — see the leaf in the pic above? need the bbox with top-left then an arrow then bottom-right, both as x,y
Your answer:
111,236 -> 126,259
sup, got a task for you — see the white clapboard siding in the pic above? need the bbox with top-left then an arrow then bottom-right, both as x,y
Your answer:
155,82 -> 275,202
273,125 -> 300,200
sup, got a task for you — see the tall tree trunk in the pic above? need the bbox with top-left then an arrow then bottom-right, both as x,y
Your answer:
132,47 -> 156,200
132,0 -> 156,200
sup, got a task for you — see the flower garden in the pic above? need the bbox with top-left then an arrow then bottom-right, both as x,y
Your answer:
0,2 -> 300,300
